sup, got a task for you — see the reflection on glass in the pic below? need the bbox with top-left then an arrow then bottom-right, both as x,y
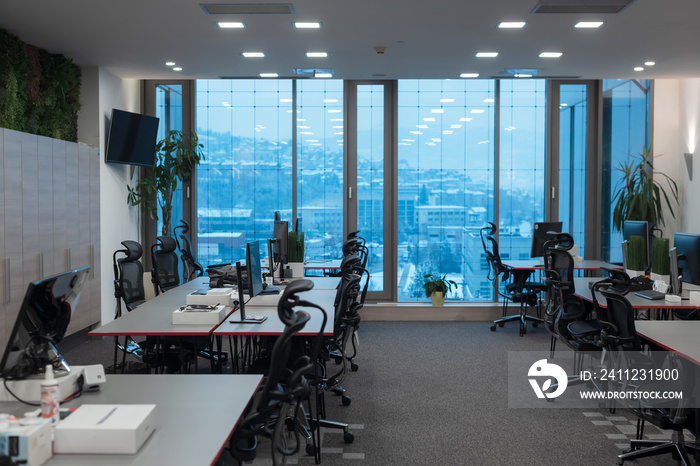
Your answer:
195,80 -> 293,266
558,84 -> 587,258
297,80 -> 344,264
602,79 -> 651,263
498,80 -> 547,286
397,80 -> 496,302
356,85 -> 384,292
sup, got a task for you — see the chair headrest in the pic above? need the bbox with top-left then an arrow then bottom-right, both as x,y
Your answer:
278,279 -> 314,325
120,240 -> 143,261
155,236 -> 178,254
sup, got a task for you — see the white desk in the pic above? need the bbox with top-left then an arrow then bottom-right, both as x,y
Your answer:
0,374 -> 262,466
636,320 -> 700,366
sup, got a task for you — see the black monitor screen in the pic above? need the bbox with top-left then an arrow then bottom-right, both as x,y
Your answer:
245,241 -> 264,298
105,109 -> 159,167
674,232 -> 700,285
0,266 -> 90,379
272,220 -> 289,265
623,220 -> 651,271
530,222 -> 563,258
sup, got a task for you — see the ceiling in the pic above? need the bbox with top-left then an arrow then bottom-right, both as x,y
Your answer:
1,0 -> 699,81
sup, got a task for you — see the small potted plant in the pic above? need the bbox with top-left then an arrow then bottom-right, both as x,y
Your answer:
626,235 -> 645,277
423,274 -> 457,307
286,231 -> 305,278
650,237 -> 671,283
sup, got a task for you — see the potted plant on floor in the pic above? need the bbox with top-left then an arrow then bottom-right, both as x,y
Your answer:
423,274 -> 457,307
286,231 -> 305,278
127,130 -> 204,236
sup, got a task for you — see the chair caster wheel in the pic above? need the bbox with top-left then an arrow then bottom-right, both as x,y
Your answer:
333,357 -> 342,364
351,362 -> 359,371
490,325 -> 497,332
532,322 -> 539,328
342,395 -> 351,406
306,444 -> 317,456
344,431 -> 354,443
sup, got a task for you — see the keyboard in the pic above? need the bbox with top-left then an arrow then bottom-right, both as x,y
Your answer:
634,289 -> 666,300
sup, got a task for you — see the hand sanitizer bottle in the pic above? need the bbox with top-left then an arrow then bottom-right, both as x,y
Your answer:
40,365 -> 60,424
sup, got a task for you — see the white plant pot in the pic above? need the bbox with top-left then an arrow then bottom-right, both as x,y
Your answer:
286,262 -> 305,278
429,291 -> 445,307
625,269 -> 643,278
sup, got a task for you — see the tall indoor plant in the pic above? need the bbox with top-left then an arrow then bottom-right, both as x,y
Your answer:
287,231 -> 305,278
127,130 -> 204,236
611,146 -> 678,232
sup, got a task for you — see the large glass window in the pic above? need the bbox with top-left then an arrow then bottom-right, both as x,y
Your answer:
195,80 -> 293,265
498,79 -> 547,264
296,80 -> 344,262
397,80 -> 496,301
154,84 -> 183,238
602,79 -> 651,262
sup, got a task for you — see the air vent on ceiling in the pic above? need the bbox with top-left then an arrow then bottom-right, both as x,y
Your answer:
531,0 -> 636,14
201,3 -> 294,14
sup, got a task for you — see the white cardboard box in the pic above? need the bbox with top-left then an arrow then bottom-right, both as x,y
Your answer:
173,304 -> 228,325
186,288 -> 235,306
53,404 -> 156,454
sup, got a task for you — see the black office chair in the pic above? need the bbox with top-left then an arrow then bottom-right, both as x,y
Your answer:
543,233 -> 601,357
229,280 -> 317,465
111,240 -> 148,372
173,220 -> 203,282
151,235 -> 180,295
596,289 -> 700,465
482,223 -> 546,336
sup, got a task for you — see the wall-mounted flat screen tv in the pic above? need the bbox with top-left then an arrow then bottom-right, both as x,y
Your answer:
105,109 -> 160,167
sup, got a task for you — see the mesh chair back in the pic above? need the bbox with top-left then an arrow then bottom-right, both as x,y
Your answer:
152,236 -> 180,293
118,240 -> 146,308
599,289 -> 642,351
178,233 -> 204,279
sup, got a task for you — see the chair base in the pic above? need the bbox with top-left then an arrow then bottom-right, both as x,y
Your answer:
617,430 -> 699,465
491,313 -> 543,336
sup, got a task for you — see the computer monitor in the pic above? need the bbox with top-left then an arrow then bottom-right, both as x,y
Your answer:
669,247 -> 684,296
245,240 -> 263,298
272,220 -> 289,280
621,240 -> 630,270
0,266 -> 90,380
530,222 -> 563,258
273,211 -> 280,221
623,220 -> 652,272
674,232 -> 700,286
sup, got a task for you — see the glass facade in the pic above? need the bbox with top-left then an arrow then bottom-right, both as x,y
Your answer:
155,84 -> 184,238
186,78 -> 649,302
601,79 -> 651,263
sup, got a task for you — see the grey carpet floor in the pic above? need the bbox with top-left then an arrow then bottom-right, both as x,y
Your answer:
62,322 -> 692,466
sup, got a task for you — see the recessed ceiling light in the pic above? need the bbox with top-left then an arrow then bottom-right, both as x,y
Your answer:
484,98 -> 494,103
423,117 -> 436,122
634,67 -> 644,72
242,52 -> 265,58
459,117 -> 473,122
260,73 -> 279,78
280,98 -> 293,103
173,67 -> 183,71
440,98 -> 455,103
460,73 -> 480,78
416,125 -> 429,129
476,52 -> 498,58
324,99 -> 339,103
328,109 -> 342,113
165,61 -> 176,66
431,109 -> 445,114
307,52 -> 328,58
514,73 -> 532,78
471,109 -> 485,114
575,21 -> 604,28
294,22 -> 321,28
498,21 -> 526,28
645,61 -> 656,66
539,52 -> 563,58
218,22 -> 246,28
314,73 -> 333,78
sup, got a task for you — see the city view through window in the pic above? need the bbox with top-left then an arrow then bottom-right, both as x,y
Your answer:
191,79 -> 647,302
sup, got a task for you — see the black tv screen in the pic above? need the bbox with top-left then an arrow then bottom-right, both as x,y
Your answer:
105,109 -> 159,167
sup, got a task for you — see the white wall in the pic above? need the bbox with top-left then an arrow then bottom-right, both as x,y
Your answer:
79,67 -> 141,324
653,79 -> 700,240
